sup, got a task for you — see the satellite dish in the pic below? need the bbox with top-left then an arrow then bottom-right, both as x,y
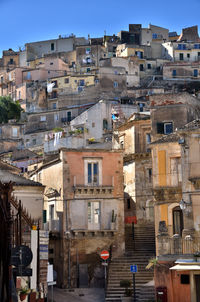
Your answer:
11,245 -> 33,267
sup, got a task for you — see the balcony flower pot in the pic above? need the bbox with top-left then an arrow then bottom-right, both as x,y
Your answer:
19,293 -> 27,301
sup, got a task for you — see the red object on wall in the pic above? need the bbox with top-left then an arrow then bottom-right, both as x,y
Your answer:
156,287 -> 167,302
125,216 -> 137,224
29,292 -> 36,302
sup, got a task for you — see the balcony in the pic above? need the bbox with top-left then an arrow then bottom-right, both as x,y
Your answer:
71,229 -> 116,238
44,219 -> 61,233
72,175 -> 114,197
189,163 -> 200,188
157,234 -> 200,256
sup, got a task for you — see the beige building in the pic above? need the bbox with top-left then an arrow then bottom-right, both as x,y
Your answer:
113,112 -> 153,223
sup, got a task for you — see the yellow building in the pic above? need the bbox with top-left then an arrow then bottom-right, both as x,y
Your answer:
49,74 -> 96,95
151,133 -> 182,253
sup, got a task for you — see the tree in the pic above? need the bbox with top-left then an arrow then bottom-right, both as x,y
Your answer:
0,96 -> 22,124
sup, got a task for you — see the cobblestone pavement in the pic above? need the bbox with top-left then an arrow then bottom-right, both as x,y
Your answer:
51,287 -> 105,302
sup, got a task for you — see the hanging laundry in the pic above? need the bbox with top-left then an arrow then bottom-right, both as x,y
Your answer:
47,82 -> 55,93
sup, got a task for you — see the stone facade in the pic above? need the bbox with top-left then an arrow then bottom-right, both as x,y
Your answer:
29,149 -> 124,288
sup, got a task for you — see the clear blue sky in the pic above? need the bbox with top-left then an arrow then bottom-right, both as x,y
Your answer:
0,0 -> 200,55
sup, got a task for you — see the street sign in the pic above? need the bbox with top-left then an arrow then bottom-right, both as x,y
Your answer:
130,265 -> 138,273
100,250 -> 109,260
11,245 -> 33,267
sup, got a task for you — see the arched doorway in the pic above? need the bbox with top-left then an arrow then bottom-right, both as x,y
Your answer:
173,206 -> 183,236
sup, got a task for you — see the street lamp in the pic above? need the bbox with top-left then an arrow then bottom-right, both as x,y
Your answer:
179,199 -> 192,215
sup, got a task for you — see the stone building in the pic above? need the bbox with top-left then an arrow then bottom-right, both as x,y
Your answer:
113,112 -> 153,224
150,92 -> 200,142
29,148 -> 124,288
150,120 -> 200,302
163,61 -> 200,80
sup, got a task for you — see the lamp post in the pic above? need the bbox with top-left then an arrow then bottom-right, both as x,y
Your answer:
65,231 -> 71,289
179,199 -> 192,216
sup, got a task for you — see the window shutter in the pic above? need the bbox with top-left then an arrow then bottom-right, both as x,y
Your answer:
157,123 -> 164,134
43,210 -> 47,224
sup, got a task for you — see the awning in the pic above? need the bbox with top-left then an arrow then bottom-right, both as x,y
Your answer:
170,264 -> 200,271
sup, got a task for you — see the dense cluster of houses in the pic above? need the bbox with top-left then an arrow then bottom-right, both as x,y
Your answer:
1,23 -> 200,302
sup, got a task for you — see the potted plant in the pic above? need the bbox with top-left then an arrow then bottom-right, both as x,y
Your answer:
120,279 -> 132,301
110,210 -> 117,230
18,284 -> 30,301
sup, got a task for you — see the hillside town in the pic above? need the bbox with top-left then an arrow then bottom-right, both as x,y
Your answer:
1,23 -> 200,302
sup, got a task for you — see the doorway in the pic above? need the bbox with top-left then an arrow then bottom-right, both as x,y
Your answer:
195,275 -> 200,302
173,206 -> 183,235
88,202 -> 100,230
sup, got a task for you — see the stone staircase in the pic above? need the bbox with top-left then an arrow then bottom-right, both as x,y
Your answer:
106,224 -> 156,302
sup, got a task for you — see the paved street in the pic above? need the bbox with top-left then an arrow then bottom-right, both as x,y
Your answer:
51,287 -> 105,302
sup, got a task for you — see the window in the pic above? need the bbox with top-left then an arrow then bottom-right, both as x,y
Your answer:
194,44 -> 200,49
52,80 -> 57,88
113,81 -> 118,88
157,122 -> 173,134
88,162 -> 98,185
178,44 -> 186,50
179,53 -> 184,61
92,122 -> 95,128
67,111 -> 71,122
32,138 -> 36,145
10,58 -> 13,64
86,68 -> 90,73
114,70 -> 118,75
79,79 -> 85,86
18,91 -> 21,99
194,69 -> 198,77
103,119 -> 108,130
140,64 -> 144,71
86,47 -> 91,54
27,72 -> 31,80
12,127 -> 18,137
172,69 -> 176,77
40,116 -> 46,122
170,157 -> 182,186
146,133 -> 151,152
49,204 -> 54,220
181,275 -> 190,284
198,52 -> 200,57
187,53 -> 190,58
84,158 -> 102,186
54,114 -> 59,121
147,168 -> 152,183
152,33 -> 158,39
51,91 -> 57,99
52,103 -> 57,109
51,43 -> 55,51
65,78 -> 69,84
147,64 -> 151,69
50,62 -> 53,65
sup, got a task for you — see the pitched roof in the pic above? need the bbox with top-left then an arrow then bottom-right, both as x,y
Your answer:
0,169 -> 43,186
11,149 -> 38,161
179,119 -> 200,131
151,132 -> 180,145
